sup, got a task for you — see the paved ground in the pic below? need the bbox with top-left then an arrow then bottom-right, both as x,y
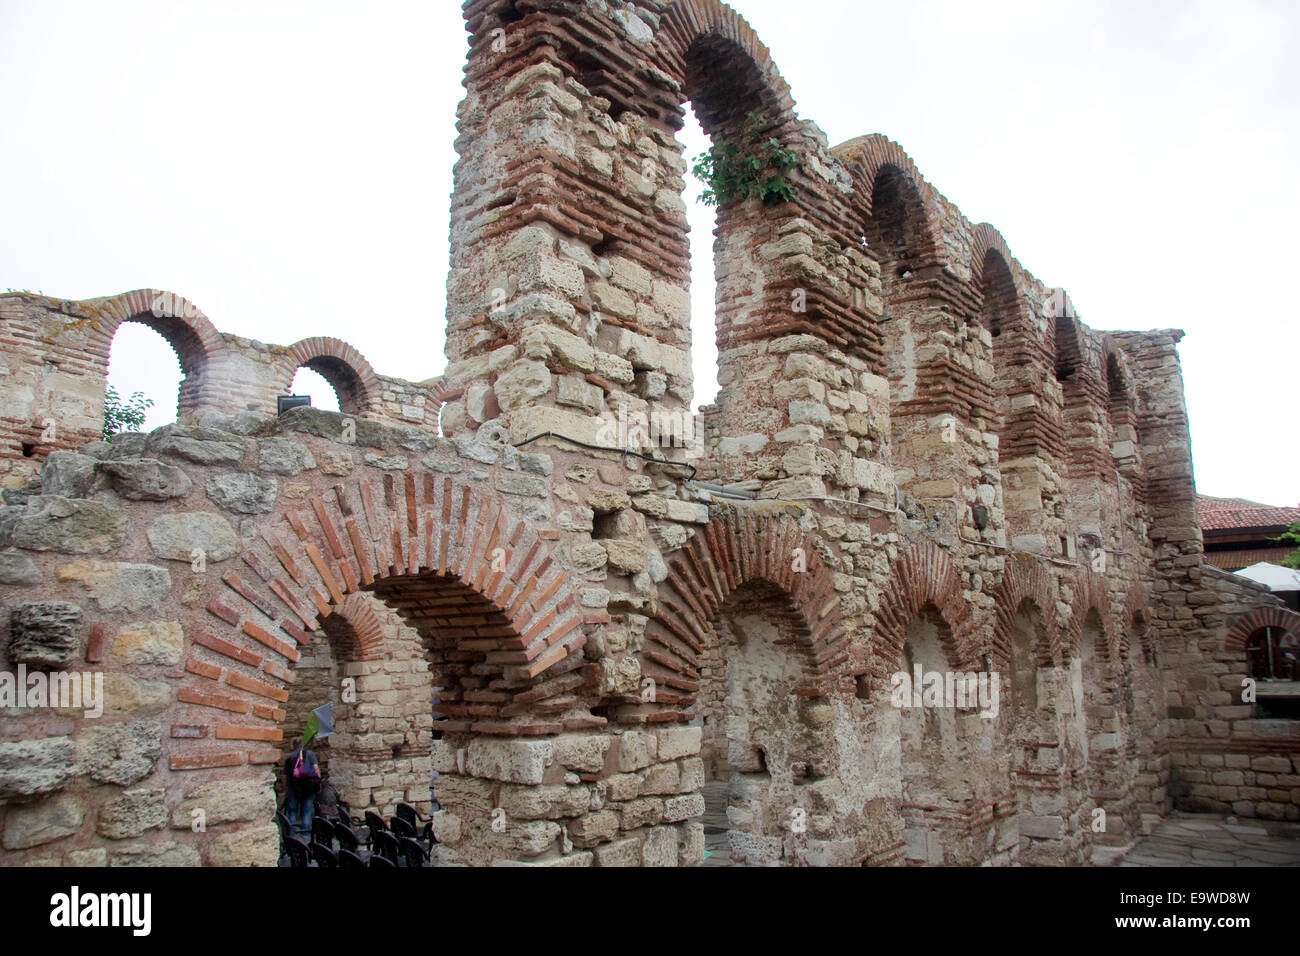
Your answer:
1108,813 -> 1300,867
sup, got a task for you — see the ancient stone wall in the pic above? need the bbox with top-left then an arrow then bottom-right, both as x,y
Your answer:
0,0 -> 1292,867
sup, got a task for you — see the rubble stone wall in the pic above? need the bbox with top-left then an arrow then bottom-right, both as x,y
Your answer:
0,0 -> 1295,867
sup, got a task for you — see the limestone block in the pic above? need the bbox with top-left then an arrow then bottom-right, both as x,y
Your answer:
553,734 -> 611,774
79,721 -> 162,786
256,438 -> 315,475
97,788 -> 167,839
466,739 -> 554,785
12,497 -> 128,554
0,738 -> 77,798
594,835 -> 641,866
171,779 -> 275,828
112,620 -> 183,665
39,452 -> 101,498
205,822 -> 280,866
2,793 -> 84,850
663,793 -> 705,823
56,561 -> 171,612
0,549 -> 42,584
109,841 -> 202,867
100,673 -> 170,716
656,726 -> 701,761
494,360 -> 553,412
641,825 -> 678,866
616,731 -> 658,772
147,512 -> 238,562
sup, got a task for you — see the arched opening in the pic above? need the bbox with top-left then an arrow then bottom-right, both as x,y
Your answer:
695,580 -> 817,866
863,165 -> 931,403
681,102 -> 720,411
289,366 -> 342,413
1246,626 -> 1298,681
979,249 -> 1018,347
1054,316 -> 1082,386
273,592 -> 435,865
258,538 -> 585,867
897,605 -> 985,865
675,28 -> 802,480
290,359 -> 363,415
1075,608 -> 1132,848
1005,600 -> 1070,862
978,249 -> 1020,448
105,321 -> 183,434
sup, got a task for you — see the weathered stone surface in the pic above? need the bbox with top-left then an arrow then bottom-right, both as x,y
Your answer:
466,739 -> 553,785
112,620 -> 183,665
80,721 -> 162,786
11,497 -> 128,553
146,512 -> 238,562
109,841 -> 201,867
0,548 -> 42,584
499,784 -> 589,820
56,560 -> 171,612
0,738 -> 77,798
97,458 -> 192,500
146,425 -> 244,465
205,823 -> 280,866
641,825 -> 678,866
205,473 -> 278,514
100,673 -> 171,716
97,788 -> 166,839
2,793 -> 84,850
256,438 -> 316,475
616,731 -> 657,772
171,779 -> 275,828
603,539 -> 647,575
40,452 -> 101,498
657,726 -> 701,761
8,600 -> 82,666
553,735 -> 610,773
494,359 -> 552,411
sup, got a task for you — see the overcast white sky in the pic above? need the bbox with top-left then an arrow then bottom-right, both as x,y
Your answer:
1,0 -> 1296,506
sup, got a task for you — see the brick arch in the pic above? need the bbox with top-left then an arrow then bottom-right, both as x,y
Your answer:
641,510 -> 850,716
278,336 -> 383,416
1064,571 -> 1113,661
1102,342 -> 1138,425
168,468 -> 588,773
970,224 -> 1032,330
833,134 -> 946,269
1225,606 -> 1300,654
873,542 -> 977,677
658,0 -> 800,138
990,554 -> 1059,668
87,289 -> 224,419
319,591 -> 388,662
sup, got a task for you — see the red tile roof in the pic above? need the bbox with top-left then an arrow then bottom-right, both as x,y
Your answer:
1197,496 -> 1300,532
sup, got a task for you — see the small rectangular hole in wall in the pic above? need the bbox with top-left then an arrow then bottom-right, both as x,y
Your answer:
20,443 -> 36,457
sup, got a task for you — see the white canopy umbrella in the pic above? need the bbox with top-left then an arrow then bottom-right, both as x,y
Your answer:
1235,562 -> 1300,592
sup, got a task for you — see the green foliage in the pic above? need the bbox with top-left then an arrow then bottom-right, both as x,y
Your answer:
1276,521 -> 1300,570
691,111 -> 801,207
102,385 -> 154,441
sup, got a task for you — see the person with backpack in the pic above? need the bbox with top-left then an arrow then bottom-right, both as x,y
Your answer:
283,737 -> 321,840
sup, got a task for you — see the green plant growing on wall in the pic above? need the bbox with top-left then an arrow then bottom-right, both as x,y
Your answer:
691,111 -> 801,207
1275,521 -> 1300,570
102,385 -> 154,441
